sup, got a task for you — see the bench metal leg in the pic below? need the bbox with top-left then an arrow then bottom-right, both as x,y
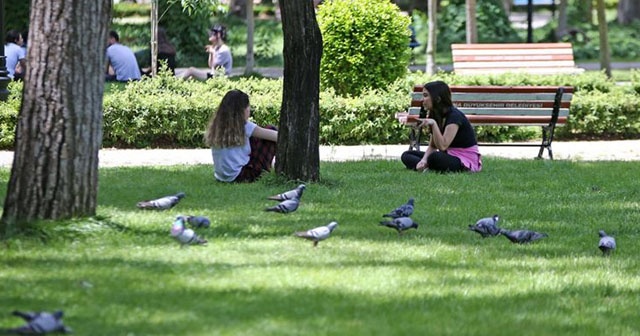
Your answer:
408,127 -> 423,151
537,125 -> 556,160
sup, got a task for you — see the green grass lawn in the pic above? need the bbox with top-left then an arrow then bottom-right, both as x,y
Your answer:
1,158 -> 639,335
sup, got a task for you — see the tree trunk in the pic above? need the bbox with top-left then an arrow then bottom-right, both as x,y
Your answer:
596,0 -> 611,77
245,0 -> 255,75
276,0 -> 322,182
425,0 -> 437,75
617,0 -> 640,24
1,0 -> 109,232
556,0 -> 568,39
465,0 -> 477,43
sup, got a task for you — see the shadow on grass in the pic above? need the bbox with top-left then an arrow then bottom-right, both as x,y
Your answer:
1,253 -> 636,335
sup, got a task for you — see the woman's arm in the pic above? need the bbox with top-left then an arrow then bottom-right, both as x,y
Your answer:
428,121 -> 459,151
251,126 -> 278,142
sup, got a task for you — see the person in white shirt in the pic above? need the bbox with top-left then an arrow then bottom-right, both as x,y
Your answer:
4,30 -> 27,81
178,24 -> 232,79
204,89 -> 277,183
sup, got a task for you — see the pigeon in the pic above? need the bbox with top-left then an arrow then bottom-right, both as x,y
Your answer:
2,310 -> 72,334
468,214 -> 501,238
171,216 -> 207,246
598,230 -> 616,256
294,221 -> 338,247
379,216 -> 419,235
265,197 -> 300,214
137,192 -> 185,210
268,184 -> 306,201
186,215 -> 211,229
382,198 -> 415,219
499,228 -> 548,244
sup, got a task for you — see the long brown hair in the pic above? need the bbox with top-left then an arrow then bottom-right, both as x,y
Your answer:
424,80 -> 453,130
204,90 -> 250,148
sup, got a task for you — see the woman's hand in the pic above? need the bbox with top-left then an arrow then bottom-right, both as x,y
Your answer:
416,158 -> 428,171
418,118 -> 436,128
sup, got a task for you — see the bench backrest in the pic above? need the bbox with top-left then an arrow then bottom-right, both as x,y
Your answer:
408,85 -> 574,126
451,43 -> 583,75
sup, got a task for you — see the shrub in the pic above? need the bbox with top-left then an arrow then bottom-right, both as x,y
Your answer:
317,0 -> 411,97
1,72 -> 639,150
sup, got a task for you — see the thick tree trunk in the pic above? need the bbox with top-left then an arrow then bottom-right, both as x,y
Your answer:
1,0 -> 109,231
617,0 -> 640,25
276,0 -> 322,182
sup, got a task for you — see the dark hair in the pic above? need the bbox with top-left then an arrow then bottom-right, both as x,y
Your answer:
209,24 -> 227,42
157,27 -> 176,55
5,29 -> 21,44
423,80 -> 453,127
109,30 -> 120,42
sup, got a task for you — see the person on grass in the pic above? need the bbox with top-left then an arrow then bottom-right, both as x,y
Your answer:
178,24 -> 232,79
105,30 -> 141,82
4,29 -> 27,81
204,89 -> 277,183
400,80 -> 482,173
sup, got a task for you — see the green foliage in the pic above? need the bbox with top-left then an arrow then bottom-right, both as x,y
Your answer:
445,0 -> 520,44
412,0 -> 520,55
1,71 -> 638,150
158,0 -> 217,68
317,0 -> 412,97
113,2 -> 151,18
631,69 -> 640,95
0,82 -> 22,149
1,159 -> 640,334
566,87 -> 640,139
572,20 -> 640,60
4,2 -> 30,35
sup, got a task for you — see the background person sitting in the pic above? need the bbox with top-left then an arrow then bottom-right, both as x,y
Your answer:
137,26 -> 177,76
105,30 -> 141,82
178,24 -> 232,80
4,29 -> 27,81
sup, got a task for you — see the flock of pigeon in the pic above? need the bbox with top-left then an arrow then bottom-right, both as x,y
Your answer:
467,214 -> 617,255
3,192 -> 618,334
134,189 -> 617,255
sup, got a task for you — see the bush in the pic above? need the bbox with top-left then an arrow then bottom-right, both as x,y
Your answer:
317,0 -> 411,97
1,72 -> 639,150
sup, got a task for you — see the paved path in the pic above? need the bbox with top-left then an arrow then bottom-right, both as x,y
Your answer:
1,140 -> 639,167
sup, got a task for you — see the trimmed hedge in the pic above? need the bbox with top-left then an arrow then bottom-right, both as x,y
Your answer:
1,70 -> 639,150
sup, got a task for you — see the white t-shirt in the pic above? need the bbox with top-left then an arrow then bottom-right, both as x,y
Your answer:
4,42 -> 26,79
211,121 -> 257,182
211,45 -> 232,76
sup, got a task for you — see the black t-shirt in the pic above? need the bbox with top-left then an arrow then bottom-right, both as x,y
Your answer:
443,106 -> 478,148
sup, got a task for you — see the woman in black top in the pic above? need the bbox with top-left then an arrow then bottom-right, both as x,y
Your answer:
401,81 -> 482,173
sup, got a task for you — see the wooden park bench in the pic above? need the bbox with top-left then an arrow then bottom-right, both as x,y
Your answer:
451,43 -> 584,75
395,85 -> 574,160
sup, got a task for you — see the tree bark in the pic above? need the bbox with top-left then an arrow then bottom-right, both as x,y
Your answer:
556,0 -> 568,40
425,0 -> 437,75
1,0 -> 109,232
596,0 -> 611,77
617,0 -> 640,25
465,0 -> 477,43
276,0 -> 322,182
245,0 -> 255,75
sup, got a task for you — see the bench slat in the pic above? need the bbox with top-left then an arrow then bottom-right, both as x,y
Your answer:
399,111 -> 568,126
412,85 -> 575,94
451,42 -> 575,50
406,107 -> 569,117
450,43 -> 583,75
